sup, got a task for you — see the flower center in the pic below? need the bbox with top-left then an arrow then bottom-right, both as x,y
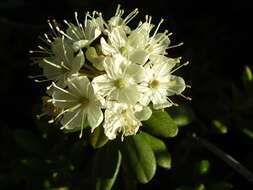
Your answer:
80,97 -> 89,107
115,79 -> 126,88
150,80 -> 160,88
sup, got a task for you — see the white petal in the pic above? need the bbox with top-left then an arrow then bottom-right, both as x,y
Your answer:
135,106 -> 152,121
153,62 -> 171,79
139,90 -> 152,106
108,28 -> 127,49
100,37 -> 118,55
128,32 -> 148,49
149,55 -> 176,71
87,105 -> 103,130
72,40 -> 90,51
104,110 -> 122,140
52,90 -> 77,109
167,76 -> 186,96
118,85 -> 141,104
125,63 -> 146,83
103,56 -> 121,79
71,50 -> 85,73
129,49 -> 149,65
67,76 -> 90,97
92,74 -> 115,96
61,109 -> 84,129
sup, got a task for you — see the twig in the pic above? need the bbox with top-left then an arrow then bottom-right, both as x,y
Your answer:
189,133 -> 253,184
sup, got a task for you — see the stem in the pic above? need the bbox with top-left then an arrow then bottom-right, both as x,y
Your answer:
189,133 -> 253,184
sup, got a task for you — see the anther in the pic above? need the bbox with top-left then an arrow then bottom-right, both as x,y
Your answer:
48,119 -> 54,124
180,94 -> 192,101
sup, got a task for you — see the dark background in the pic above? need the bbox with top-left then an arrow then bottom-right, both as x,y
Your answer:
1,0 -> 252,190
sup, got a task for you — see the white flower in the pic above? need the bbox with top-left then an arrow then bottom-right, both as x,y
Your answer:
39,37 -> 84,87
59,12 -> 102,51
100,27 -> 150,64
131,17 -> 172,58
85,46 -> 105,71
106,4 -> 138,33
92,54 -> 146,104
103,102 -> 152,140
140,55 -> 186,109
52,76 -> 103,137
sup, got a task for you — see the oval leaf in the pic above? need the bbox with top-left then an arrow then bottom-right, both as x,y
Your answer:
92,144 -> 122,190
121,132 -> 156,184
242,65 -> 253,92
143,108 -> 178,138
142,132 -> 171,169
167,105 -> 195,127
89,126 -> 109,149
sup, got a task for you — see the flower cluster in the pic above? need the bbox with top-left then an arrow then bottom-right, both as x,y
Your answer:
30,5 -> 189,140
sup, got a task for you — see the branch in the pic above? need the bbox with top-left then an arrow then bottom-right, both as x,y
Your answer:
189,133 -> 253,184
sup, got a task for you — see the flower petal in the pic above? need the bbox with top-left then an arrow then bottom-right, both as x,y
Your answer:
166,76 -> 186,96
61,109 -> 84,129
100,37 -> 118,55
87,105 -> 103,130
135,106 -> 152,121
125,63 -> 146,83
92,74 -> 115,97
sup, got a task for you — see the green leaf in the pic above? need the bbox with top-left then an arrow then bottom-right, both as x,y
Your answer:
195,160 -> 210,175
167,105 -> 195,127
14,129 -> 47,155
92,144 -> 122,190
212,120 -> 228,134
243,65 -> 253,84
89,127 -> 109,149
142,132 -> 171,169
194,184 -> 205,190
242,65 -> 253,94
121,132 -> 157,184
143,108 -> 178,138
242,128 -> 253,138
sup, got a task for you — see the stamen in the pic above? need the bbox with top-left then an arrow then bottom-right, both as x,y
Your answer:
56,27 -> 75,41
55,103 -> 82,120
48,119 -> 54,123
67,78 -> 83,95
34,79 -> 51,83
44,33 -> 52,43
124,8 -> 139,24
28,75 -> 45,79
52,82 -> 78,97
61,36 -> 71,64
60,61 -> 71,71
115,4 -> 121,16
36,112 -> 48,119
52,99 -> 76,103
150,18 -> 164,41
84,12 -> 89,28
74,12 -> 85,36
79,110 -> 86,138
52,19 -> 61,36
47,20 -> 57,37
167,42 -> 184,49
179,94 -> 192,101
43,58 -> 62,69
170,61 -> 189,74
62,109 -> 81,129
